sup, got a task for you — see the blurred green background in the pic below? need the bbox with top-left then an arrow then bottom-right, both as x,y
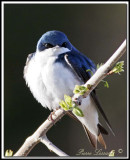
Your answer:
4,3 -> 127,157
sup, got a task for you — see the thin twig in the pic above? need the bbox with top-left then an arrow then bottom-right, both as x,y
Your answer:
40,135 -> 69,156
14,39 -> 126,157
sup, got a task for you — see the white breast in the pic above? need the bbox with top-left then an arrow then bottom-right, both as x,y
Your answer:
24,47 -> 81,110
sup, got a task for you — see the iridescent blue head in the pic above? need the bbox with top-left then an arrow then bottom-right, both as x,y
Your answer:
36,30 -> 72,52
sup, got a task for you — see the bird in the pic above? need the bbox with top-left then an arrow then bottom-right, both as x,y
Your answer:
23,30 -> 115,149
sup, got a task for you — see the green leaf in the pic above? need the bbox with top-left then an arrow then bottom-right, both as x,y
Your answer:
101,80 -> 109,88
64,95 -> 73,109
97,63 -> 104,69
72,107 -> 84,117
103,80 -> 109,88
73,85 -> 88,95
86,69 -> 94,76
73,89 -> 80,94
59,100 -> 68,111
60,94 -> 84,117
5,150 -> 13,156
112,61 -> 124,74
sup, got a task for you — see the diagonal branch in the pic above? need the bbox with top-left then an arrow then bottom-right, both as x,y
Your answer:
13,39 -> 126,157
73,39 -> 126,103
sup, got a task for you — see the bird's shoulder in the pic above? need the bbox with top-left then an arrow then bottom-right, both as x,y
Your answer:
59,49 -> 96,82
25,52 -> 35,66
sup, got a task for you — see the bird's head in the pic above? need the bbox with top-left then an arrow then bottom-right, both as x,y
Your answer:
36,30 -> 72,52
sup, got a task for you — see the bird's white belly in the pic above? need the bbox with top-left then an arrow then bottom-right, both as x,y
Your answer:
41,57 -> 81,110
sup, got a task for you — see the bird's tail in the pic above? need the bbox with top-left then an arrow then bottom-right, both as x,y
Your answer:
82,124 -> 97,148
67,111 -> 108,149
82,123 -> 108,149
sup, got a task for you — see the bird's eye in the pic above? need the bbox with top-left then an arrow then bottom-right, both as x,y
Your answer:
62,42 -> 67,48
44,43 -> 53,48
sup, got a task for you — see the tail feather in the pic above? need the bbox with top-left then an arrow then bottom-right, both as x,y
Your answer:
66,111 -> 108,149
98,133 -> 107,149
82,124 -> 97,148
98,123 -> 108,135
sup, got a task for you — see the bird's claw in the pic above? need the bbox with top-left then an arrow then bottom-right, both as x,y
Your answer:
48,108 -> 59,123
48,112 -> 55,123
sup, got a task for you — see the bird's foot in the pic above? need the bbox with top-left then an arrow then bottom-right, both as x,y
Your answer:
48,112 -> 55,123
47,107 -> 60,123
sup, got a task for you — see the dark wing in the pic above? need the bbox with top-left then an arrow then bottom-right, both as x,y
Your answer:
63,50 -> 115,136
91,92 -> 115,136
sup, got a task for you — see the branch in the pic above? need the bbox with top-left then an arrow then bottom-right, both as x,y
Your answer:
72,39 -> 126,103
40,135 -> 69,156
13,39 -> 126,157
14,109 -> 67,156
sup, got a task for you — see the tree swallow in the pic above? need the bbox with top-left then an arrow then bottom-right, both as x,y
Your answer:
24,30 -> 114,149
